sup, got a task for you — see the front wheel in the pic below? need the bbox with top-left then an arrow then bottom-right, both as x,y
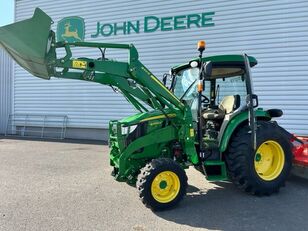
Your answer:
225,121 -> 292,195
137,158 -> 187,210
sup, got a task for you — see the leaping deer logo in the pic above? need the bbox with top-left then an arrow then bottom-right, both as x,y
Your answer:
57,16 -> 85,43
62,22 -> 82,41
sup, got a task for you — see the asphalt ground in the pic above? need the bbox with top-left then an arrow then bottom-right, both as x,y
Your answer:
0,137 -> 307,231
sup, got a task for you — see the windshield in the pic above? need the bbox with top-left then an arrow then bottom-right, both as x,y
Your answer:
173,67 -> 199,100
173,67 -> 247,103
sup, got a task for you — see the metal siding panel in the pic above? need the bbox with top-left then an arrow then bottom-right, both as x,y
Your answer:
0,49 -> 12,134
14,0 -> 308,135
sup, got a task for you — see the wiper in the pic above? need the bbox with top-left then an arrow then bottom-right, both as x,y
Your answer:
180,79 -> 197,100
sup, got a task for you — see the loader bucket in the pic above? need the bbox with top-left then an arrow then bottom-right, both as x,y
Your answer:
0,8 -> 56,79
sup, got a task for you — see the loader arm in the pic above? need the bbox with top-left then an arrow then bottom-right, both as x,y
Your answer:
53,40 -> 185,113
0,8 -> 185,115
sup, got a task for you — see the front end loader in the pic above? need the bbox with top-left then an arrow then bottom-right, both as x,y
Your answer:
0,8 -> 294,210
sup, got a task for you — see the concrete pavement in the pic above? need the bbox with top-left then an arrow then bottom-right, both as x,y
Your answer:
0,137 -> 307,231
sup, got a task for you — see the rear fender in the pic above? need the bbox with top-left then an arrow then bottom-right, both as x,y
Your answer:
219,110 -> 271,153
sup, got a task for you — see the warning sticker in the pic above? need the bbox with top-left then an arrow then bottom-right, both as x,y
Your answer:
190,128 -> 195,137
72,60 -> 87,69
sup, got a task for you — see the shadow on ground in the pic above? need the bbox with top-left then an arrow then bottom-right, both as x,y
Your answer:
155,176 -> 308,231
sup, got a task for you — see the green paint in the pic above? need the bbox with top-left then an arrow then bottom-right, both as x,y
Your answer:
114,22 -> 127,35
0,8 -> 56,79
255,153 -> 261,162
204,160 -> 228,181
119,110 -> 175,126
159,181 -> 167,189
174,15 -> 186,30
172,55 -> 258,72
201,12 -> 215,27
187,14 -> 201,28
144,16 -> 160,33
161,17 -> 173,31
219,110 -> 271,153
57,16 -> 85,42
90,11 -> 215,37
91,22 -> 100,38
127,21 -> 140,34
101,23 -> 113,36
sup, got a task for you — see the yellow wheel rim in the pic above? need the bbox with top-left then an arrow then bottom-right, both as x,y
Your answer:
254,140 -> 285,181
151,171 -> 180,203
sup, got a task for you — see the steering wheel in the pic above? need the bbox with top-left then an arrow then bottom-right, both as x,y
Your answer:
201,95 -> 210,104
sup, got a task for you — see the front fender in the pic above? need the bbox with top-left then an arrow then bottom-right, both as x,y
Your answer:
115,125 -> 177,181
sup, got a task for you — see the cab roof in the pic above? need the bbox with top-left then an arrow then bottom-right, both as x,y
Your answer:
172,54 -> 257,73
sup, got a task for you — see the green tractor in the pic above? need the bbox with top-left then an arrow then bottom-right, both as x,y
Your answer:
0,8 -> 293,210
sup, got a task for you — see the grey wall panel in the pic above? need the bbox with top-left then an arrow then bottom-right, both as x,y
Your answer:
14,0 -> 308,135
0,49 -> 12,134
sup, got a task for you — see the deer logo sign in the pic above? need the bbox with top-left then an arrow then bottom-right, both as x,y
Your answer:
57,16 -> 85,43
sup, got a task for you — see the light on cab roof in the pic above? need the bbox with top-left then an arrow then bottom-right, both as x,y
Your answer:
197,40 -> 206,52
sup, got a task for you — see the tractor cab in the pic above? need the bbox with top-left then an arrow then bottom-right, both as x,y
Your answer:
172,56 -> 257,121
171,53 -> 258,164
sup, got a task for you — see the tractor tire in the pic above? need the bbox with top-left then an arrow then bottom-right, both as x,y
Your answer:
137,158 -> 187,211
225,121 -> 292,195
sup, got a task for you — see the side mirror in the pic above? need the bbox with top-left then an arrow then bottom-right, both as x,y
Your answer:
203,61 -> 212,78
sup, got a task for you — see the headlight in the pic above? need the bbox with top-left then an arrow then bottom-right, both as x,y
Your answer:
121,126 -> 128,135
190,61 -> 198,68
112,124 -> 117,134
121,124 -> 138,135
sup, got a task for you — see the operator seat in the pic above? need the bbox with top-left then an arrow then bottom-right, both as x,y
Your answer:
202,95 -> 241,120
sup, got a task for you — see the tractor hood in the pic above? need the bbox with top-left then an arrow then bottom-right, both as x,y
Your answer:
0,8 -> 56,79
119,110 -> 177,126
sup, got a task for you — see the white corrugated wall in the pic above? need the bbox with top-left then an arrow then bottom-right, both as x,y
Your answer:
0,49 -> 12,134
14,0 -> 308,136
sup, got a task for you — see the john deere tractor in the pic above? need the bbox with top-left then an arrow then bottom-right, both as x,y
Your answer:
0,8 -> 293,210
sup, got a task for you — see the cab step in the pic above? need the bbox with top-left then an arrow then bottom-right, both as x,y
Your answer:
204,160 -> 228,181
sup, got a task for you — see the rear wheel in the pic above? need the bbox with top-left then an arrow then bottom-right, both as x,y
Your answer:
137,158 -> 187,210
254,140 -> 285,181
225,121 -> 292,195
